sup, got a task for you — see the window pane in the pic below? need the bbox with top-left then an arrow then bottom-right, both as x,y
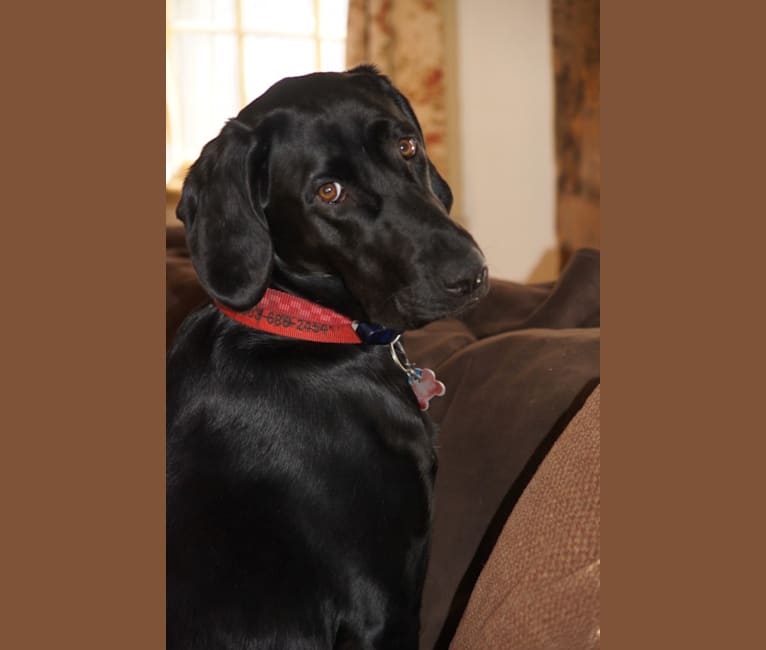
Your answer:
170,0 -> 236,28
320,39 -> 345,72
318,0 -> 348,39
241,0 -> 315,35
243,36 -> 316,101
172,32 -> 240,163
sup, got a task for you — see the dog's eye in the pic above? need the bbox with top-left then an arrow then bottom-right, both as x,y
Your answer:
398,137 -> 418,159
317,181 -> 344,204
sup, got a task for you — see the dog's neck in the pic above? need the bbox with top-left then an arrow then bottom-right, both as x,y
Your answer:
269,258 -> 369,323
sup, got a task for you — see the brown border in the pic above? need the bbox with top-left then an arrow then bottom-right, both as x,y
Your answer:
3,2 -> 165,648
4,1 -> 766,648
604,1 -> 766,647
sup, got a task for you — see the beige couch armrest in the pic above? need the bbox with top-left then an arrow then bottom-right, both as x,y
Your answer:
451,386 -> 600,649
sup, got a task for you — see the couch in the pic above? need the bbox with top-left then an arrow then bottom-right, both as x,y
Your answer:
167,227 -> 600,649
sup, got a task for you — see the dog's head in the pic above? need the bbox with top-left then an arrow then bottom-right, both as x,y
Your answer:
178,65 -> 488,330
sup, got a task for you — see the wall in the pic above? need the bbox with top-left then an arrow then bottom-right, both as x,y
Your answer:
447,0 -> 557,282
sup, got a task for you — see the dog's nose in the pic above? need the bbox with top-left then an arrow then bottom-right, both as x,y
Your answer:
444,265 -> 489,296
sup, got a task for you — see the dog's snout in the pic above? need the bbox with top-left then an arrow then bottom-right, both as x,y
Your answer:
444,265 -> 489,297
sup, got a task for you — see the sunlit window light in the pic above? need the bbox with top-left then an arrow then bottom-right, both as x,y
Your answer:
166,0 -> 349,182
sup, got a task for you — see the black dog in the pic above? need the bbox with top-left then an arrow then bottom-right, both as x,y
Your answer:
167,65 -> 488,649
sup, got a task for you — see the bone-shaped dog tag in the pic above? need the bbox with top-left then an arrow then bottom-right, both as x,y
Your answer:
407,367 -> 446,411
390,338 -> 446,411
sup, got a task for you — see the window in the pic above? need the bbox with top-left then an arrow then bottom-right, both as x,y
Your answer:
166,0 -> 349,181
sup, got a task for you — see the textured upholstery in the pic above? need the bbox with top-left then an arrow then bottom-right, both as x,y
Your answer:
450,386 -> 600,649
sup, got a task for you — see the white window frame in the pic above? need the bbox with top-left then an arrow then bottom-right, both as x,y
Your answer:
166,0 -> 347,183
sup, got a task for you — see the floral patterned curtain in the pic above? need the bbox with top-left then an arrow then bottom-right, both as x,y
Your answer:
346,0 -> 449,179
552,0 -> 600,268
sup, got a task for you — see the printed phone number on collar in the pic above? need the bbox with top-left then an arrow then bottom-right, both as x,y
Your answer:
251,309 -> 331,335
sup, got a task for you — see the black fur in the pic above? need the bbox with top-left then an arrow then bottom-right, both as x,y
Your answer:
167,66 -> 488,649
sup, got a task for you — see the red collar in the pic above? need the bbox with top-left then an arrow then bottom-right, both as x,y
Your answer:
214,288 -> 399,344
214,288 -> 445,410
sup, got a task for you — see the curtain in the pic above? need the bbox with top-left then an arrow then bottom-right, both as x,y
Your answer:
346,0 -> 449,179
552,0 -> 600,268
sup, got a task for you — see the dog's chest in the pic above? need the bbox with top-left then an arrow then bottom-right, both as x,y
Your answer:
282,347 -> 436,468
228,345 -> 438,542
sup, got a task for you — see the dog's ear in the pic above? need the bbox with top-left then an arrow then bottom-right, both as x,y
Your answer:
354,67 -> 454,213
177,119 -> 272,311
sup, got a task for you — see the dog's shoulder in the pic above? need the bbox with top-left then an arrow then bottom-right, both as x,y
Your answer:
167,304 -> 435,464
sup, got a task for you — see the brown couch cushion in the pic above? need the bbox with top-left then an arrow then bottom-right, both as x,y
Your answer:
407,250 -> 600,650
450,386 -> 600,649
166,228 -> 207,346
